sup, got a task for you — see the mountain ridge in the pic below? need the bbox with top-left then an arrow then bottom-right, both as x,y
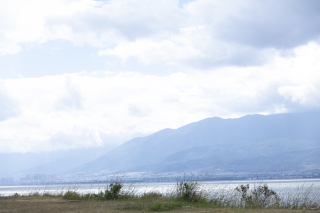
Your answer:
71,111 -> 320,174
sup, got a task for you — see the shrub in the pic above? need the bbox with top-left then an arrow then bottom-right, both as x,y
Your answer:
63,191 -> 81,200
175,176 -> 204,203
12,193 -> 20,197
235,183 -> 279,208
104,182 -> 123,200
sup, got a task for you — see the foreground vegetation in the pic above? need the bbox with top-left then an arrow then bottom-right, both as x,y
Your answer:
1,177 -> 319,212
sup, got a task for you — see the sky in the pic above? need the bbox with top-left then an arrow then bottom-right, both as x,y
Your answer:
0,0 -> 320,153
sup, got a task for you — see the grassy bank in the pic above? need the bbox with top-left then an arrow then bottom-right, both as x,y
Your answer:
0,177 -> 319,212
1,196 -> 319,213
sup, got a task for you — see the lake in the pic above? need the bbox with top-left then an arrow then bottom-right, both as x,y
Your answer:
1,178 -> 320,198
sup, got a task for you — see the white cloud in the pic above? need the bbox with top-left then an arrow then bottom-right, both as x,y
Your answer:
0,0 -> 101,55
99,32 -> 204,65
0,42 -> 320,153
57,76 -> 84,110
1,0 -> 320,153
278,85 -> 320,107
1,0 -> 320,67
0,81 -> 20,120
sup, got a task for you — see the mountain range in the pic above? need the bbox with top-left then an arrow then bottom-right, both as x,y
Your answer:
2,111 -> 320,178
72,111 -> 320,174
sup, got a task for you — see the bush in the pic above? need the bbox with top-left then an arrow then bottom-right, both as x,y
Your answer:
64,177 -> 135,201
63,191 -> 81,200
12,193 -> 20,197
104,182 -> 122,200
235,183 -> 279,208
175,176 -> 204,203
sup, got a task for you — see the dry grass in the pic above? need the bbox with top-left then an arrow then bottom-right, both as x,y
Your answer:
0,196 -> 319,213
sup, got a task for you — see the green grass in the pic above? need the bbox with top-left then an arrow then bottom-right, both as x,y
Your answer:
149,202 -> 182,211
2,196 -> 319,213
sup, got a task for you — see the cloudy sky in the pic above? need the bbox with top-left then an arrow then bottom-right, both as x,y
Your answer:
1,0 -> 320,153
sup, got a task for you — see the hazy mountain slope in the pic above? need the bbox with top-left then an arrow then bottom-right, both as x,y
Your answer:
71,128 -> 177,173
161,138 -> 318,163
135,148 -> 320,173
72,112 -> 320,174
0,144 -> 115,177
17,148 -> 111,175
0,152 -> 61,177
228,148 -> 320,172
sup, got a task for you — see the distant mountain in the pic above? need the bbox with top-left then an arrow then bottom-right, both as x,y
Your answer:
71,111 -> 320,174
0,144 -> 116,178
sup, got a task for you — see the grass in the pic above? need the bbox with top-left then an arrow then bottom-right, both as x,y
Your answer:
0,177 -> 319,212
0,196 -> 318,213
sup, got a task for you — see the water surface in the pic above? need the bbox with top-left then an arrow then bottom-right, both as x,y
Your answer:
1,178 -> 319,197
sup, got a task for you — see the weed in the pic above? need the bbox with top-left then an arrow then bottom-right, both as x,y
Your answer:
28,191 -> 41,197
175,175 -> 205,202
140,191 -> 163,201
12,193 -> 20,197
63,191 -> 81,200
235,183 -> 279,208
